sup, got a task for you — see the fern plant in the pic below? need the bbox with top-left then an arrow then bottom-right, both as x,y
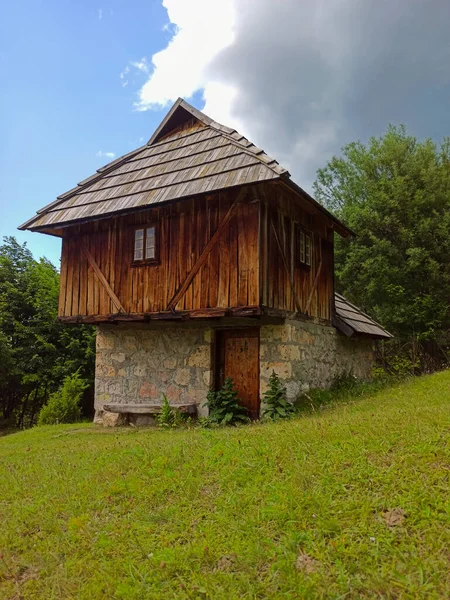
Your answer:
156,394 -> 183,428
204,378 -> 249,425
261,371 -> 295,421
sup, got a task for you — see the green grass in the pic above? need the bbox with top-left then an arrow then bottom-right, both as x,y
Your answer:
1,372 -> 450,599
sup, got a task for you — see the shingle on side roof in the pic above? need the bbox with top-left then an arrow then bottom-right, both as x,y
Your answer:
333,293 -> 393,339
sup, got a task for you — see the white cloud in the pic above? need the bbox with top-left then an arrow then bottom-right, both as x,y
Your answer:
96,150 -> 116,159
130,58 -> 149,74
97,8 -> 102,20
133,0 -> 237,116
129,0 -> 450,188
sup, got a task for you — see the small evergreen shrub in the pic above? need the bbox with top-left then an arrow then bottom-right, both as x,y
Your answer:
261,371 -> 295,420
204,378 -> 249,425
156,394 -> 184,428
38,373 -> 88,425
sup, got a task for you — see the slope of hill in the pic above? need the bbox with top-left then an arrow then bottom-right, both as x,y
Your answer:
1,372 -> 450,599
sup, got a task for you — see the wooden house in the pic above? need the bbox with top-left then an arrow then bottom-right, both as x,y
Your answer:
20,99 -> 391,424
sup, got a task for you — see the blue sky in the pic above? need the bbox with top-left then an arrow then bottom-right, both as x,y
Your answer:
1,0 -> 178,265
2,0 -> 450,267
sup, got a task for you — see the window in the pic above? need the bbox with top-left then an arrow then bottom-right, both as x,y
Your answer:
296,225 -> 312,267
133,226 -> 157,263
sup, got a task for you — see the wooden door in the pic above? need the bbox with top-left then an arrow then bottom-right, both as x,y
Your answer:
216,328 -> 260,419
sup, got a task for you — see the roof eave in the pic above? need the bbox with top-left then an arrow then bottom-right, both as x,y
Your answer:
281,177 -> 354,238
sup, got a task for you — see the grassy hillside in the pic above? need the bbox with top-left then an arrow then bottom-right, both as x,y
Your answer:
1,373 -> 450,599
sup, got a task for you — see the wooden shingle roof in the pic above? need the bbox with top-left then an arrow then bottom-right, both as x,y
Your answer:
19,98 -> 351,235
333,293 -> 393,339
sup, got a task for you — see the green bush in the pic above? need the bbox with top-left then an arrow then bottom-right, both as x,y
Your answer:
38,373 -> 88,425
261,371 -> 296,421
204,378 -> 249,425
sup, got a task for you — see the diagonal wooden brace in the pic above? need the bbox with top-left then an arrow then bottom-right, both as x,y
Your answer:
167,188 -> 247,311
80,238 -> 125,313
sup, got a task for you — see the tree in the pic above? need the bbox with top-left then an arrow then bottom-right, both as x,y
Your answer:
0,237 -> 95,427
314,125 -> 450,370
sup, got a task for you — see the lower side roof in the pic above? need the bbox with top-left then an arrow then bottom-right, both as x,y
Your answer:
333,293 -> 392,339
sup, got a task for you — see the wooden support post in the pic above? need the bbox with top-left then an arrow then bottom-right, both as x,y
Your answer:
166,189 -> 246,310
80,238 -> 125,313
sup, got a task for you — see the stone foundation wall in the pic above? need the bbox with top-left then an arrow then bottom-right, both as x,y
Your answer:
94,319 -> 374,424
260,319 -> 374,401
95,323 -> 212,420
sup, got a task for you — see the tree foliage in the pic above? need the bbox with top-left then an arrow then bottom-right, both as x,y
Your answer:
0,237 -> 95,427
38,372 -> 88,425
314,125 -> 450,369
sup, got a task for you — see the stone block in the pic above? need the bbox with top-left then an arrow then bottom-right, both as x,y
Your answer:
123,335 -> 138,351
163,356 -> 177,369
133,365 -> 147,377
102,365 -> 116,377
95,392 -> 111,408
277,344 -> 301,361
259,344 -> 269,359
96,331 -> 115,350
107,379 -> 123,396
103,411 -> 128,427
174,368 -> 191,386
188,345 -> 210,368
166,385 -> 182,402
111,352 -> 126,363
202,370 -> 211,387
203,330 -> 212,343
261,325 -> 282,342
280,325 -> 292,343
139,381 -> 159,399
260,361 -> 292,380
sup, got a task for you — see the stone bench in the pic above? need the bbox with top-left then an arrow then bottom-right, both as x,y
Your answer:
101,402 -> 197,427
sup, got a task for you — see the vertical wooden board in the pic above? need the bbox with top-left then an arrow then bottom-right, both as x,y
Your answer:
86,236 -> 94,316
247,201 -> 259,306
283,215 -> 291,311
64,237 -> 74,316
200,203 -> 210,309
177,210 -> 186,309
237,203 -> 249,306
228,204 -> 238,308
121,226 -> 131,313
114,221 -> 122,313
58,237 -> 68,316
98,230 -> 107,314
162,211 -> 170,309
197,203 -> 209,308
78,241 -> 87,316
212,199 -> 222,308
108,222 -> 116,315
259,200 -> 268,306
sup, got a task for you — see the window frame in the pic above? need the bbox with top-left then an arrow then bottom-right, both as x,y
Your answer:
132,223 -> 159,266
294,223 -> 312,269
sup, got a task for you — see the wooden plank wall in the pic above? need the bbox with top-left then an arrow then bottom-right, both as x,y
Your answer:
259,183 -> 334,321
58,191 -> 260,317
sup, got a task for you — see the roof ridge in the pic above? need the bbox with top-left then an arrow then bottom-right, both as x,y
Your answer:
209,124 -> 290,178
